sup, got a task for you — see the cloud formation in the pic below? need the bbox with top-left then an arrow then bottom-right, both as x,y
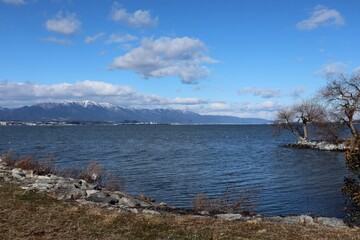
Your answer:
238,87 -> 282,98
290,88 -> 305,98
106,33 -> 137,44
110,2 -> 158,28
315,61 -> 348,77
0,80 -> 207,109
1,0 -> 25,5
0,80 -> 283,119
46,11 -> 81,35
40,36 -> 72,45
84,32 -> 105,44
296,5 -> 345,30
353,66 -> 360,73
200,101 -> 284,120
110,37 -> 217,84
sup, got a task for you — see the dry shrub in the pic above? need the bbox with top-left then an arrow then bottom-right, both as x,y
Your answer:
33,157 -> 54,175
103,173 -> 125,191
193,194 -> 211,212
14,157 -> 35,170
1,150 -> 15,167
0,151 -> 54,175
79,162 -> 104,184
192,188 -> 257,214
139,193 -> 156,203
56,167 -> 82,179
343,140 -> 360,225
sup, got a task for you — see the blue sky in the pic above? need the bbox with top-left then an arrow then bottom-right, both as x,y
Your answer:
0,0 -> 359,119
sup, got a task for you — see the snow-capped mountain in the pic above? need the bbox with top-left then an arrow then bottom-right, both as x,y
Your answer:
0,101 -> 270,124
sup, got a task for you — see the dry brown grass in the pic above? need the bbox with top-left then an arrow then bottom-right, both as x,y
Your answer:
79,161 -> 104,184
1,182 -> 360,240
192,188 -> 256,214
1,151 -> 55,175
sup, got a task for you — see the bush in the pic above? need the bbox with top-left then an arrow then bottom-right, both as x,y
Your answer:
343,140 -> 360,225
14,157 -> 36,170
79,162 -> 104,184
56,167 -> 82,179
103,173 -> 125,192
1,150 -> 15,167
33,157 -> 54,175
1,152 -> 126,192
192,187 -> 257,215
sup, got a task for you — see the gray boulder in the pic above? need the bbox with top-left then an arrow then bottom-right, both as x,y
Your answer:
316,217 -> 348,228
85,192 -> 119,205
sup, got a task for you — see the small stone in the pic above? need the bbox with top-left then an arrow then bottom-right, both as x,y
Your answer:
86,190 -> 99,196
316,217 -> 348,228
282,216 -> 303,224
158,202 -> 167,207
216,214 -> 243,221
142,209 -> 160,215
200,211 -> 209,215
85,192 -> 119,205
299,215 -> 314,225
247,218 -> 262,224
11,168 -> 26,180
118,197 -> 138,208
127,208 -> 139,214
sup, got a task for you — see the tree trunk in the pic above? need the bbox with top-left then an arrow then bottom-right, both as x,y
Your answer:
349,120 -> 358,139
302,122 -> 308,141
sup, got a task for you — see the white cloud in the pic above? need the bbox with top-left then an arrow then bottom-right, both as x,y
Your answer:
238,87 -> 282,98
353,66 -> 360,73
84,32 -> 105,44
0,80 -> 285,119
109,37 -> 217,84
238,87 -> 305,99
110,2 -> 158,28
1,0 -> 25,5
209,102 -> 231,111
40,36 -> 72,45
296,5 -> 345,30
46,11 -> 81,35
315,61 -> 348,77
200,101 -> 284,120
0,80 -> 207,109
170,97 -> 207,105
106,33 -> 138,44
238,87 -> 280,98
290,88 -> 305,98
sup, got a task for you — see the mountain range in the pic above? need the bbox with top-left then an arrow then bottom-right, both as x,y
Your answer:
0,101 -> 270,124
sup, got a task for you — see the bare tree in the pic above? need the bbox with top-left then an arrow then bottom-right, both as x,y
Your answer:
276,107 -> 304,140
315,110 -> 346,144
319,72 -> 360,139
276,99 -> 325,141
293,99 -> 325,140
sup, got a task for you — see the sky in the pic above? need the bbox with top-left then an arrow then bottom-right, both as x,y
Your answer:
0,0 -> 359,119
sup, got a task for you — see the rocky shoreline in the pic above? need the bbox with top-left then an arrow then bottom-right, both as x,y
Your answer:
0,160 -> 350,229
284,140 -> 349,151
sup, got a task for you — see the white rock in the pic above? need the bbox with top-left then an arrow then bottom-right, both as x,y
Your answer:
316,217 -> 348,228
86,190 -> 99,196
216,214 -> 243,221
127,208 -> 139,214
142,209 -> 160,215
11,168 -> 26,179
118,197 -> 137,208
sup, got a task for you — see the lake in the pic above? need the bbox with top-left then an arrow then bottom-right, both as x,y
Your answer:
0,124 -> 352,217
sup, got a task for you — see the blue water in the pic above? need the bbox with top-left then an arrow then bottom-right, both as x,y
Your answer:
0,125 -> 352,217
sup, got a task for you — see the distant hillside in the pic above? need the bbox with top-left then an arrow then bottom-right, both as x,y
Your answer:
0,101 -> 270,124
